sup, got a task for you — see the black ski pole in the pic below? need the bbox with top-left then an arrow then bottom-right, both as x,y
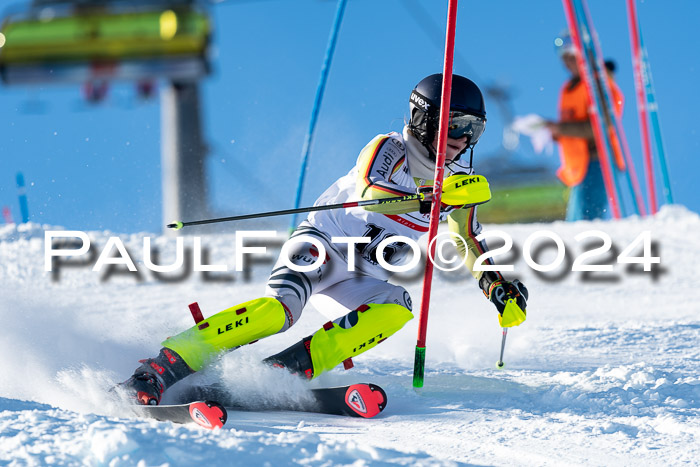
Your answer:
168,193 -> 424,230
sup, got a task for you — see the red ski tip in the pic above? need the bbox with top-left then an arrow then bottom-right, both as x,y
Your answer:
344,384 -> 387,418
189,401 -> 227,429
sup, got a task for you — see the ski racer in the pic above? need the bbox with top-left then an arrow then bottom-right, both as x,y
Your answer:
118,74 -> 529,405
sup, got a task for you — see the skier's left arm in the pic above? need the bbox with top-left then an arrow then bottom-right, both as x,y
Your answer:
447,206 -> 528,327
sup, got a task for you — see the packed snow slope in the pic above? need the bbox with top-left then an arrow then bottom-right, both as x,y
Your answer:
0,206 -> 698,466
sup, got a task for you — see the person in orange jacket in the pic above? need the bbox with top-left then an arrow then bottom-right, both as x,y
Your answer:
546,34 -> 625,221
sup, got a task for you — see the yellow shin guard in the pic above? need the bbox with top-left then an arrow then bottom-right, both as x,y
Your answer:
308,303 -> 413,377
162,297 -> 288,371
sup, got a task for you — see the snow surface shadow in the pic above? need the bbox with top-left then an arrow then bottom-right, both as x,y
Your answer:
380,366 -> 700,423
554,322 -> 700,360
0,397 -> 52,412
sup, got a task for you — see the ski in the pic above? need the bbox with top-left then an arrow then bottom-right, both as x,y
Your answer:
131,400 -> 228,430
309,383 -> 388,418
180,383 -> 388,419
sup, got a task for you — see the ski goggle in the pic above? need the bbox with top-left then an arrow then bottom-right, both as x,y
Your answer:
444,111 -> 486,144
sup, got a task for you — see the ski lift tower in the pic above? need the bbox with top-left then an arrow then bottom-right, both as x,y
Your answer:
0,0 -> 212,232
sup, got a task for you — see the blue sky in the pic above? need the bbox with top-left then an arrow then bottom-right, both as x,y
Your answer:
0,0 -> 697,233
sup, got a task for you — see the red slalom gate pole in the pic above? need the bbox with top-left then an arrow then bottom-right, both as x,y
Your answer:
413,0 -> 459,388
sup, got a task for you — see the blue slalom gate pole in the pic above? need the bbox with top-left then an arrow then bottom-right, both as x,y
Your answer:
637,16 -> 673,205
16,172 -> 29,223
289,0 -> 347,234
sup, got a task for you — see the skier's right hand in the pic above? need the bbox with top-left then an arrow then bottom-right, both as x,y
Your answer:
417,186 -> 463,214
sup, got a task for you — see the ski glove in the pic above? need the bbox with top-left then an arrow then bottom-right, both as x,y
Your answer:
417,186 -> 463,214
487,279 -> 528,327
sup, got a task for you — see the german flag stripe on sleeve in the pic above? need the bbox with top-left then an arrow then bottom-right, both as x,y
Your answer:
389,157 -> 405,181
359,136 -> 410,198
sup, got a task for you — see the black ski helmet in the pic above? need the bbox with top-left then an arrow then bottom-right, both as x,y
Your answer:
408,73 -> 486,159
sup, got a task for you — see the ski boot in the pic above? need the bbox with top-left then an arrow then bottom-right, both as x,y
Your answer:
117,348 -> 195,405
264,335 -> 315,379
264,303 -> 413,379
